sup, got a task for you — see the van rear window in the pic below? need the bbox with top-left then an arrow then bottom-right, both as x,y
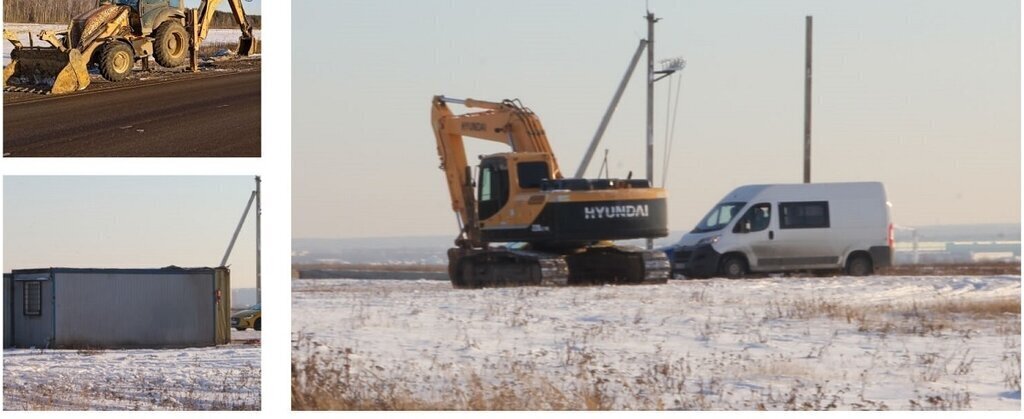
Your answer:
779,201 -> 830,229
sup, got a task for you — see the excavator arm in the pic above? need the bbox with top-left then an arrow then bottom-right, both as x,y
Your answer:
431,96 -> 564,243
195,0 -> 258,55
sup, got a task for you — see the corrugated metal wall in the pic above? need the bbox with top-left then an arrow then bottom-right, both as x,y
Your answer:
3,273 -> 11,348
54,269 -> 217,349
11,271 -> 55,348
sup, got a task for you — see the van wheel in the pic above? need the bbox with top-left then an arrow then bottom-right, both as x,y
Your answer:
720,255 -> 748,279
846,254 -> 873,276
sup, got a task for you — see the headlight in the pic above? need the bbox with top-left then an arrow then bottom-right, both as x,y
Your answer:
696,235 -> 720,246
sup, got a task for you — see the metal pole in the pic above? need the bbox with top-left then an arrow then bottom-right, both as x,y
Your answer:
221,190 -> 257,267
803,16 -> 813,183
646,11 -> 656,185
645,11 -> 658,250
575,39 -> 648,178
255,176 -> 261,305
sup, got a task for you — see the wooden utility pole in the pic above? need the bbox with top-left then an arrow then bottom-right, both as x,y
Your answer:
803,16 -> 813,183
188,8 -> 200,73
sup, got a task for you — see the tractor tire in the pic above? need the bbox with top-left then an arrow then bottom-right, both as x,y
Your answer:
152,20 -> 188,68
254,318 -> 261,331
99,42 -> 134,82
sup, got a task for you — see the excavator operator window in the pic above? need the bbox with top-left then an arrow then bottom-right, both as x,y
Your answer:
517,162 -> 550,189
478,161 -> 509,221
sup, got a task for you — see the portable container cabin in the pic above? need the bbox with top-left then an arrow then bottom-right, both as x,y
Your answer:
9,267 -> 230,349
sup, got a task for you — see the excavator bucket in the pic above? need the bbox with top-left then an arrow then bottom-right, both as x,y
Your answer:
237,35 -> 258,56
4,47 -> 90,95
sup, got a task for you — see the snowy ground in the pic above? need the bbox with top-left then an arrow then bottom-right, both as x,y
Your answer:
3,23 -> 261,66
3,330 -> 260,410
292,276 -> 1021,410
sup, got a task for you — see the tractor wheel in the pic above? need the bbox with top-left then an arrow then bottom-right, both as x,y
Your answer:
152,20 -> 188,68
99,43 -> 134,82
254,318 -> 261,331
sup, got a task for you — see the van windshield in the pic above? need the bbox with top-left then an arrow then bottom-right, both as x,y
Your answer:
692,202 -> 746,233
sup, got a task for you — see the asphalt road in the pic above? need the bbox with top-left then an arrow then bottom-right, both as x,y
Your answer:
3,71 -> 261,157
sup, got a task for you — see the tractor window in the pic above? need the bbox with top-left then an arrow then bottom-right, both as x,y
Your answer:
517,162 -> 550,189
478,162 -> 509,220
111,0 -> 139,6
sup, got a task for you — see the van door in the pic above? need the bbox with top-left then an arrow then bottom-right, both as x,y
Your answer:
731,203 -> 774,269
772,201 -> 838,269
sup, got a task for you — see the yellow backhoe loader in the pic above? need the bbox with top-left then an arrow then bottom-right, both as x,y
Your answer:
3,0 -> 258,95
432,96 -> 671,288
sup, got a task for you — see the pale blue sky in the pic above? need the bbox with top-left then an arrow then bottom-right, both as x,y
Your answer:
293,0 -> 1020,239
4,177 -> 260,289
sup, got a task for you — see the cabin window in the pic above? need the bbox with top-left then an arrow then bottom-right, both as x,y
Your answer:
734,203 -> 771,233
779,201 -> 830,229
517,162 -> 550,189
692,202 -> 746,233
24,281 -> 42,316
478,161 -> 509,220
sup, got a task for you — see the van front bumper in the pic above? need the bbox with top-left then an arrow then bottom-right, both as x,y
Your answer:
670,244 -> 721,278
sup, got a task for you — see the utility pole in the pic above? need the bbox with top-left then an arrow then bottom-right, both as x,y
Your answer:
803,16 -> 813,183
645,11 -> 658,250
646,11 -> 658,185
255,175 -> 261,305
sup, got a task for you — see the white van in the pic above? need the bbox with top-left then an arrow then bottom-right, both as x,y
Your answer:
668,182 -> 893,278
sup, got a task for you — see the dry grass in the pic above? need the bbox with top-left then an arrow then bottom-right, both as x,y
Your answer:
291,278 -> 1020,410
4,358 -> 260,411
763,295 -> 1020,338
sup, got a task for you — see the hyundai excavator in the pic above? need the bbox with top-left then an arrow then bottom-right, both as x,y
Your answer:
3,0 -> 259,95
432,96 -> 671,288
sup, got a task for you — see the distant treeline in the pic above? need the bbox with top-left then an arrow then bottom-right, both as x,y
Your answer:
4,0 -> 261,29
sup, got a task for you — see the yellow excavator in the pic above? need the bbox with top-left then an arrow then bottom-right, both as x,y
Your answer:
431,96 -> 671,288
3,0 -> 258,95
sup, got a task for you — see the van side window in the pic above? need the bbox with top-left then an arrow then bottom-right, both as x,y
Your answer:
779,201 -> 830,229
734,203 -> 771,233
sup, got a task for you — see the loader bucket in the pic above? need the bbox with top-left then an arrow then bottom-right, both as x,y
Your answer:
4,48 -> 90,94
237,36 -> 258,56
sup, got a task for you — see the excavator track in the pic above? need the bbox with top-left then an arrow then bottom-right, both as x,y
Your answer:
566,245 -> 670,285
448,248 -> 568,289
448,245 -> 669,288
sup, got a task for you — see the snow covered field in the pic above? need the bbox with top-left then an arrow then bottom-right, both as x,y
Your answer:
3,331 -> 260,410
3,23 -> 261,66
292,276 -> 1021,410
